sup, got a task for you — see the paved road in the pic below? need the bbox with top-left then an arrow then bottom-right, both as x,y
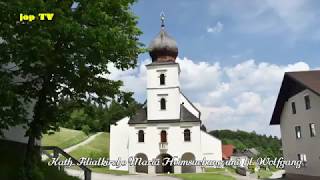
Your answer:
66,169 -> 180,180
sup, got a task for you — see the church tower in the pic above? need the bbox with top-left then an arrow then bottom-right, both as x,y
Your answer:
146,14 -> 181,121
110,14 -> 222,175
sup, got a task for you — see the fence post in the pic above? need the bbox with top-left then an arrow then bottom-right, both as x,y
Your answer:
84,170 -> 91,180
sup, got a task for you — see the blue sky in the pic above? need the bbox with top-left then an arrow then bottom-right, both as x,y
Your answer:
133,0 -> 320,67
110,0 -> 320,136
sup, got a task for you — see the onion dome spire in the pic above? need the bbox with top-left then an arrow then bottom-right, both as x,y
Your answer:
148,12 -> 178,62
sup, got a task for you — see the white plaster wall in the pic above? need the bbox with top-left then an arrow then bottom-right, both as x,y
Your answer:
280,89 -> 320,176
128,122 -> 203,162
1,99 -> 37,144
109,117 -> 130,171
146,64 -> 180,89
2,125 -> 30,144
200,131 -> 222,162
180,93 -> 200,118
147,88 -> 180,120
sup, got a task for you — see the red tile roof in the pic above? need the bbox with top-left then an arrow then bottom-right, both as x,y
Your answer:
222,144 -> 235,160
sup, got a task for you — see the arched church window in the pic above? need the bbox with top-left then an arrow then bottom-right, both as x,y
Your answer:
138,130 -> 144,142
184,129 -> 191,142
161,130 -> 167,142
160,98 -> 166,110
160,74 -> 165,85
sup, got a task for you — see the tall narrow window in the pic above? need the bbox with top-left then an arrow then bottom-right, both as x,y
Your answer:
304,95 -> 311,110
138,130 -> 144,142
291,102 -> 296,114
309,123 -> 316,137
184,129 -> 191,142
160,98 -> 166,110
298,154 -> 307,167
161,130 -> 167,143
295,126 -> 301,139
160,74 -> 165,85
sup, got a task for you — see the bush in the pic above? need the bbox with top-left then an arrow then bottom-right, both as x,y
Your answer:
248,164 -> 256,173
81,125 -> 91,135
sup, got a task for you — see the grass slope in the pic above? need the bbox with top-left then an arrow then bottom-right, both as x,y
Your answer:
42,127 -> 89,149
69,132 -> 109,160
68,132 -> 127,175
0,139 -> 79,180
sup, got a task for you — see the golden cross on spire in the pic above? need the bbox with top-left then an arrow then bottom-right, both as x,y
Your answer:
160,11 -> 165,28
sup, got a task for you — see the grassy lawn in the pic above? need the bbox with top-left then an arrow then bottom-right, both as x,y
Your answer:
206,168 -> 226,173
257,169 -> 272,179
69,132 -> 109,160
42,127 -> 89,149
173,173 -> 235,180
0,139 -> 79,180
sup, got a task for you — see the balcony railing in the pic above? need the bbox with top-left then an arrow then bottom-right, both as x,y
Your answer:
159,142 -> 168,151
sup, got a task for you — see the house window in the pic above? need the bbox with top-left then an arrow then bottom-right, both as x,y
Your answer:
304,95 -> 311,110
138,130 -> 144,142
309,123 -> 316,137
160,98 -> 166,110
298,153 -> 307,167
160,74 -> 165,85
184,129 -> 191,142
295,126 -> 301,139
160,130 -> 167,143
291,102 -> 296,114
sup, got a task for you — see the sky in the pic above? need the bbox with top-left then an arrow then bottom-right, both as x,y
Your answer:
110,0 -> 320,137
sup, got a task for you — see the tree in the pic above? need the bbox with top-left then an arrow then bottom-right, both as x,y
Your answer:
60,98 -> 141,133
0,0 -> 143,179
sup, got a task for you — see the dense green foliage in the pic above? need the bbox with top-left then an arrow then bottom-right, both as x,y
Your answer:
59,99 -> 141,134
209,130 -> 282,158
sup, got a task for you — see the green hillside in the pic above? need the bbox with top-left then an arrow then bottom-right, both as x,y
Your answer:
69,132 -> 110,160
209,129 -> 282,158
42,127 -> 89,149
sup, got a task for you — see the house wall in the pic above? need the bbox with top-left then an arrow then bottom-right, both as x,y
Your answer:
280,89 -> 320,176
109,117 -> 130,171
128,122 -> 202,161
128,122 -> 204,174
200,131 -> 222,164
1,99 -> 36,144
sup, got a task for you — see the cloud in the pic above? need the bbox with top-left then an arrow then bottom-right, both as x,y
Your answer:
109,57 -> 310,136
208,0 -> 319,39
207,21 -> 224,33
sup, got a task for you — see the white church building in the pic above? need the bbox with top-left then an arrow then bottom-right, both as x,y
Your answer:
110,16 -> 222,174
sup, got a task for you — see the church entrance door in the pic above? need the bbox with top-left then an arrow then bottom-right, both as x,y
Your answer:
156,153 -> 174,173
